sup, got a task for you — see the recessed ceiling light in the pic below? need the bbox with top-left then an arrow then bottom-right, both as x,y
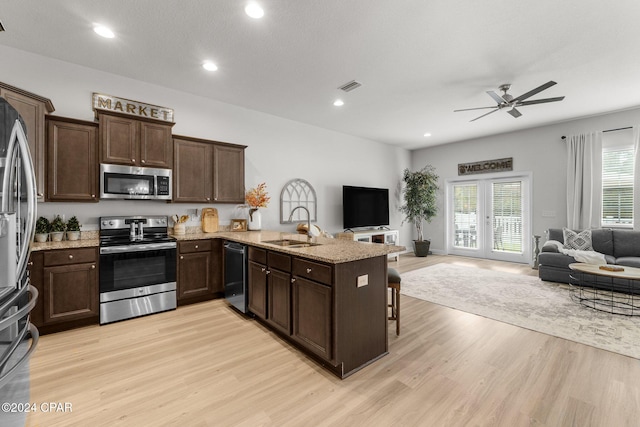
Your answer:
245,3 -> 264,19
93,24 -> 115,39
423,133 -> 432,137
202,61 -> 218,71
333,99 -> 344,107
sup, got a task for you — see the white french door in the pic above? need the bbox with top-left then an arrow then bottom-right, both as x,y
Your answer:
447,174 -> 531,264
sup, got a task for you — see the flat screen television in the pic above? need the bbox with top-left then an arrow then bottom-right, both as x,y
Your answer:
342,185 -> 390,229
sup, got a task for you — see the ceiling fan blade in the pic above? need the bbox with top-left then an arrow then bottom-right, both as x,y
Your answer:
516,96 -> 565,106
470,108 -> 499,122
486,91 -> 506,104
454,106 -> 500,112
512,81 -> 557,102
507,107 -> 522,118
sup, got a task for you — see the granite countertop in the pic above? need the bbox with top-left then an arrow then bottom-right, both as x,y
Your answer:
31,230 -> 100,252
174,230 -> 405,264
30,229 -> 405,264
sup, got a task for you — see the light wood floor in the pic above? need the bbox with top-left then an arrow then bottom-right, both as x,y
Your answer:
25,254 -> 640,427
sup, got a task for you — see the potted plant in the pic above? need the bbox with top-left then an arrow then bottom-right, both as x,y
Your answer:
50,215 -> 66,242
66,216 -> 81,241
400,165 -> 439,257
34,216 -> 50,243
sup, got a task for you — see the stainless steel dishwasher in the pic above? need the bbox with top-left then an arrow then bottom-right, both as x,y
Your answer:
224,242 -> 248,313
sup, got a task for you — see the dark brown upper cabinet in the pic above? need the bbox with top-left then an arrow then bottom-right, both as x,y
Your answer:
173,135 -> 245,204
46,116 -> 98,202
99,112 -> 174,169
0,81 -> 55,202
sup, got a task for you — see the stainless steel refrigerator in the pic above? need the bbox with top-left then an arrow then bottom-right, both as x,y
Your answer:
0,98 -> 40,427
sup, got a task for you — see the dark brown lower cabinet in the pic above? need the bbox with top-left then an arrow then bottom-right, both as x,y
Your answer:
177,240 -> 218,304
266,269 -> 291,335
292,276 -> 332,361
43,262 -> 98,324
248,260 -> 267,319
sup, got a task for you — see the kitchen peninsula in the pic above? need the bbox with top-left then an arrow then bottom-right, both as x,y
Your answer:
30,230 -> 404,378
178,230 -> 405,378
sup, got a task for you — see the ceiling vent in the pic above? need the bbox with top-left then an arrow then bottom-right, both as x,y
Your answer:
338,80 -> 362,92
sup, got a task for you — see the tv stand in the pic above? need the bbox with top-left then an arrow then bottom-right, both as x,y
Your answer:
336,229 -> 400,260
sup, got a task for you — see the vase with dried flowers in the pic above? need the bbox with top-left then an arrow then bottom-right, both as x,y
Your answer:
245,182 -> 270,231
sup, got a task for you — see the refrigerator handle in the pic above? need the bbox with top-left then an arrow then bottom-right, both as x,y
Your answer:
4,120 -> 37,278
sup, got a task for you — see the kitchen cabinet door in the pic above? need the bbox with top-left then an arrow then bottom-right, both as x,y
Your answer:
210,239 -> 223,293
100,114 -> 138,166
292,276 -> 332,361
248,260 -> 267,320
140,121 -> 172,168
177,251 -> 212,300
173,137 -> 213,203
213,144 -> 245,203
46,117 -> 98,202
43,262 -> 98,324
266,269 -> 291,335
0,82 -> 54,201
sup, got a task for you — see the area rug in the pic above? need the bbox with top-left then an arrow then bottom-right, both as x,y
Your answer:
400,263 -> 640,359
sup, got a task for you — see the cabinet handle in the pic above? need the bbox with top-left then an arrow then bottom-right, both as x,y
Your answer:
91,194 -> 95,198
91,265 -> 96,269
27,262 -> 33,266
68,255 -> 73,260
261,267 -> 266,272
180,255 -> 184,260
141,159 -> 146,164
265,270 -> 271,275
206,198 -> 211,201
37,192 -> 43,197
306,268 -> 312,273
132,158 -> 135,162
195,245 -> 199,249
291,278 -> 296,283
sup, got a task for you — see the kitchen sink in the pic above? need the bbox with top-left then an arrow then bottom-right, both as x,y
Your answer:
262,239 -> 321,248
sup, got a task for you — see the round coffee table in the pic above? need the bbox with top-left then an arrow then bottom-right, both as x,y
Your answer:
569,263 -> 640,316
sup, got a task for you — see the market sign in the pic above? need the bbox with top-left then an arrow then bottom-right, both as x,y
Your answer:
458,157 -> 513,175
92,93 -> 174,123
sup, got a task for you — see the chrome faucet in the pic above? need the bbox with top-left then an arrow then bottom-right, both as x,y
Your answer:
288,206 -> 312,243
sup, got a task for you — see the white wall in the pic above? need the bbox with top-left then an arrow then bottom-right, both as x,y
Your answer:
411,107 -> 640,252
0,45 -> 412,246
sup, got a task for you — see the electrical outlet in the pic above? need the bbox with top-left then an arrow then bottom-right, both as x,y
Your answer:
357,274 -> 369,288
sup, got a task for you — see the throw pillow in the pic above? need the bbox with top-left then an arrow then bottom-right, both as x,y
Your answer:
563,228 -> 593,251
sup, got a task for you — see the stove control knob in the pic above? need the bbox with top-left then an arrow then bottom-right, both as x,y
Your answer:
109,221 -> 114,226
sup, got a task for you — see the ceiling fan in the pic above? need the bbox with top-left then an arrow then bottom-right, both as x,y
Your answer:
454,81 -> 565,122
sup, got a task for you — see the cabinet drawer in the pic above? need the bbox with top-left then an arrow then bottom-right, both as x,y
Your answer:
179,240 -> 212,253
44,248 -> 97,267
249,246 -> 267,264
292,258 -> 332,286
268,251 -> 291,272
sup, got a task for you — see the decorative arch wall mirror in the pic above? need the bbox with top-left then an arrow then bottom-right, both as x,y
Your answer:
280,178 -> 317,224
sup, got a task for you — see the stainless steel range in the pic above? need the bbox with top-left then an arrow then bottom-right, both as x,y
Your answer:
99,215 -> 177,324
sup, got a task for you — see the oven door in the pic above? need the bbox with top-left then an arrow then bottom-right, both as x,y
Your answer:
99,243 -> 176,295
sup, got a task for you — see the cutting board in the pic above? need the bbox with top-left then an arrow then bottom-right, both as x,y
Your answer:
201,208 -> 219,233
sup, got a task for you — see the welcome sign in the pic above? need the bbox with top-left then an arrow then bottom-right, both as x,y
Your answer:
458,157 -> 513,175
92,93 -> 174,123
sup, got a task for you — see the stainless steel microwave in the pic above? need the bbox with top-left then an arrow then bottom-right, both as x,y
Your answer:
100,164 -> 172,200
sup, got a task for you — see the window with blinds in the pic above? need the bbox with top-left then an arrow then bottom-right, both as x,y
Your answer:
602,144 -> 634,227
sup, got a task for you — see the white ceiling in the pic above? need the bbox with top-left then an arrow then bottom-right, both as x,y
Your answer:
2,0 -> 640,150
